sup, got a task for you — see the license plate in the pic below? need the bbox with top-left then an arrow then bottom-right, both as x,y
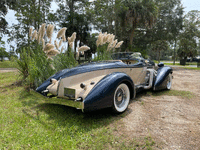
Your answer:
64,88 -> 75,99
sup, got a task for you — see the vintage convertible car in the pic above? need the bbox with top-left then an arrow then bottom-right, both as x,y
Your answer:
36,52 -> 173,113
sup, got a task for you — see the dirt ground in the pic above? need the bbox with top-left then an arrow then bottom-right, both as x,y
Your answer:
117,69 -> 200,149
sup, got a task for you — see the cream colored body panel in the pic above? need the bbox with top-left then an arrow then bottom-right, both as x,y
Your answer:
55,67 -> 147,99
47,81 -> 59,95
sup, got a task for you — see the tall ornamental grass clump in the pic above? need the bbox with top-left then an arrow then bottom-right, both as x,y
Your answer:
16,43 -> 55,90
93,32 -> 124,61
17,23 -> 91,90
17,23 -> 124,90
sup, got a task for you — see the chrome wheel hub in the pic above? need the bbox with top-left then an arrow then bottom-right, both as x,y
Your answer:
115,88 -> 126,108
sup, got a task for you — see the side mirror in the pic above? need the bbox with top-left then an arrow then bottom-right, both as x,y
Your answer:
158,62 -> 164,67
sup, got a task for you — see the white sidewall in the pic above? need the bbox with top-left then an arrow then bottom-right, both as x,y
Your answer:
114,83 -> 130,112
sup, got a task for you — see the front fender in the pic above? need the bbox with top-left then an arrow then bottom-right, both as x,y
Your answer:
83,72 -> 134,111
154,66 -> 173,90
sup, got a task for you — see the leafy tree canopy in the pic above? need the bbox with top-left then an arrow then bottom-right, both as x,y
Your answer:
178,10 -> 200,59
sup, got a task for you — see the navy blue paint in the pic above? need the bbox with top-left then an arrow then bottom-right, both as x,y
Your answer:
36,61 -> 144,94
158,62 -> 164,67
60,61 -> 145,79
154,66 -> 173,90
83,72 -> 134,111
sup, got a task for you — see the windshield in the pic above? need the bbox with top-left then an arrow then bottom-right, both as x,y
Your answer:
111,52 -> 144,60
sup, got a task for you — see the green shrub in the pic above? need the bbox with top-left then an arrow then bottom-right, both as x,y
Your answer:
27,45 -> 55,89
53,48 -> 78,72
93,44 -> 112,61
16,43 -> 79,90
16,44 -> 55,90
16,48 -> 30,80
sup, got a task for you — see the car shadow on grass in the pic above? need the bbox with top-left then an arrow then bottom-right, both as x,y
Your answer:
20,88 -> 135,131
22,102 -> 133,132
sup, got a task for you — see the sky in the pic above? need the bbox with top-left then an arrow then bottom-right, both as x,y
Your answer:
182,0 -> 200,12
2,0 -> 200,52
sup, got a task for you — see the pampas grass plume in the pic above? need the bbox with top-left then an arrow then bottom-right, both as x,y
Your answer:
96,40 -> 100,47
71,32 -> 76,42
115,41 -> 124,48
32,30 -> 37,40
47,49 -> 60,56
61,46 -> 64,53
97,32 -> 102,41
40,23 -> 46,39
99,34 -> 104,45
47,49 -> 60,59
112,39 -> 118,48
44,43 -> 55,51
106,34 -> 111,43
57,27 -> 67,38
62,35 -> 66,42
47,56 -> 53,60
50,64 -> 55,70
42,39 -> 45,49
29,27 -> 33,38
69,42 -> 73,49
54,40 -> 59,50
107,41 -> 113,50
68,37 -> 72,43
107,34 -> 115,43
103,34 -> 110,44
59,39 -> 63,47
35,33 -> 38,40
47,24 -> 54,43
78,46 -> 90,52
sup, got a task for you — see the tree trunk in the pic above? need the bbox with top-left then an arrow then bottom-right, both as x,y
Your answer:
69,0 -> 74,27
158,50 -> 160,63
37,0 -> 41,30
129,29 -> 135,51
173,39 -> 177,65
180,59 -> 185,65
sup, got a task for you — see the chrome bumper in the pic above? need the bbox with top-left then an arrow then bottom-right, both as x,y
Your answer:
49,98 -> 84,111
34,91 -> 84,112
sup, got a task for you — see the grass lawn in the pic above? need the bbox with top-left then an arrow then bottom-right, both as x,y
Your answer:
0,72 -> 157,149
163,62 -> 198,66
153,60 -> 200,70
0,60 -> 17,68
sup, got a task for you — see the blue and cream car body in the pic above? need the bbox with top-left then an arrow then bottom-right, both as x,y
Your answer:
36,52 -> 173,113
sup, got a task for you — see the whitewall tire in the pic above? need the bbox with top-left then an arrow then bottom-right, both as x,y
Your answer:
166,74 -> 172,90
113,83 -> 130,113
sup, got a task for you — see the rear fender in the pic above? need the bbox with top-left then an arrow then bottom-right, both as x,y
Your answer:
83,72 -> 134,111
36,69 -> 69,95
153,66 -> 173,90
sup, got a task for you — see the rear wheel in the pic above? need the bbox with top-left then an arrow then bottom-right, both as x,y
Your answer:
166,74 -> 172,90
113,83 -> 130,113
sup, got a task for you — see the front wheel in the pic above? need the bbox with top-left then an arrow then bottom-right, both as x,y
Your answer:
113,83 -> 130,113
166,74 -> 172,90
